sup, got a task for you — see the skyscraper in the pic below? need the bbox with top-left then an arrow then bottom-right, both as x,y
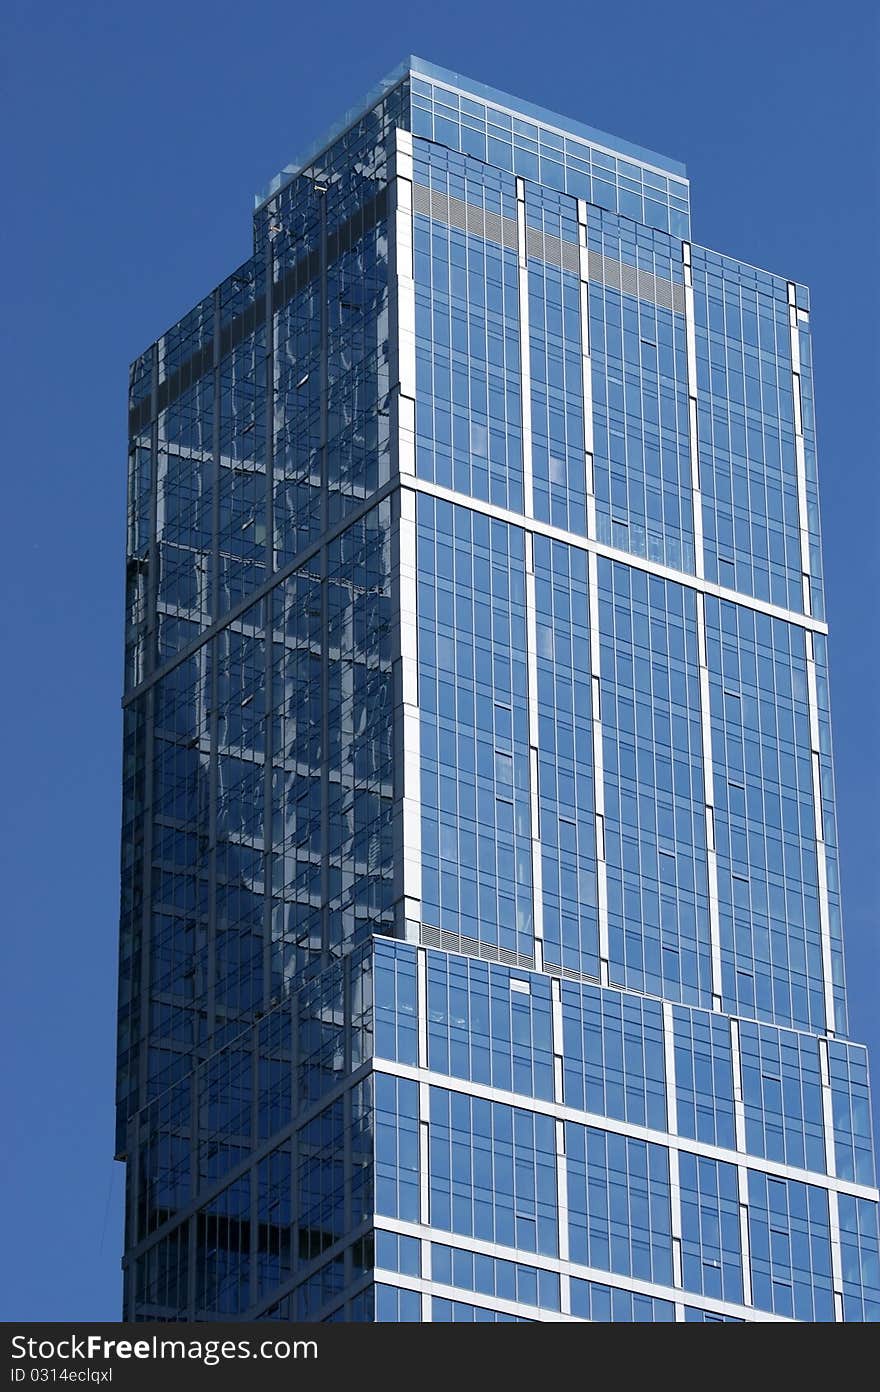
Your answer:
117,57 -> 880,1322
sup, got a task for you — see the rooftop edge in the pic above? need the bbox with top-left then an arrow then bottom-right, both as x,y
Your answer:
254,55 -> 687,211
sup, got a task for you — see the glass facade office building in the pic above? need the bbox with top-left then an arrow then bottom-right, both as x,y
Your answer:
118,58 -> 880,1322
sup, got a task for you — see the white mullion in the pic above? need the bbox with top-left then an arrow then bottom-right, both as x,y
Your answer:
516,177 -> 534,519
806,629 -> 835,1034
390,129 -> 416,477
669,1146 -> 683,1288
819,1034 -> 845,1321
419,1080 -> 431,1227
682,242 -> 705,580
525,534 -> 544,965
697,593 -> 723,1008
398,489 -> 422,929
788,282 -> 812,615
390,131 -> 422,936
588,550 -> 609,983
818,1037 -> 837,1179
662,1001 -> 678,1136
730,1018 -> 747,1154
738,1166 -> 753,1308
556,1118 -> 570,1268
805,629 -> 836,1034
577,200 -> 596,539
417,947 -> 429,1069
828,1185 -> 844,1322
551,977 -> 565,1105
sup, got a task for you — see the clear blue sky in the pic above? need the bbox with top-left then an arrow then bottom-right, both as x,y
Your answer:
1,0 -> 877,1322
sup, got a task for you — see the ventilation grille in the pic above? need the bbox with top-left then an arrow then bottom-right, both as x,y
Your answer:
419,924 -> 535,972
418,924 -> 606,985
412,184 -> 518,250
525,225 -> 581,273
412,181 -> 684,314
587,249 -> 685,313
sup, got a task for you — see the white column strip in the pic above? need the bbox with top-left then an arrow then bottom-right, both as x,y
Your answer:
419,1080 -> 431,1227
556,1118 -> 570,1267
738,1166 -> 753,1308
390,131 -> 422,938
397,488 -> 422,931
417,947 -> 429,1069
820,1030 -> 843,1323
662,1001 -> 678,1136
390,129 -> 416,478
525,533 -> 544,966
805,629 -> 836,1035
577,199 -> 596,539
669,1146 -> 684,1287
516,177 -> 534,519
587,550 -> 610,984
730,1018 -> 747,1154
682,242 -> 705,580
788,282 -> 812,616
818,1037 -> 837,1179
551,977 -> 565,1105
828,1187 -> 844,1322
697,593 -> 723,1008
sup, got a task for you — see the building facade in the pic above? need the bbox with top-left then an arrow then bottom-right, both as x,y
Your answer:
117,58 -> 880,1321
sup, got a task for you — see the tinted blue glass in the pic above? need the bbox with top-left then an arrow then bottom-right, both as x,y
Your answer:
562,982 -> 666,1129
431,1296 -> 532,1321
828,1042 -> 876,1186
679,1152 -> 743,1303
569,1278 -> 674,1321
413,143 -> 524,510
691,249 -> 809,614
683,1306 -> 743,1323
812,632 -> 846,1032
376,1230 -> 422,1277
837,1196 -> 880,1322
588,211 -> 693,571
672,1006 -> 736,1149
374,938 -> 418,1066
375,1074 -> 420,1222
417,495 -> 534,955
375,1283 -> 422,1321
534,538 -> 599,975
706,599 -> 824,1030
429,1087 -> 558,1256
431,1243 -> 560,1311
408,70 -> 690,238
747,1171 -> 833,1321
426,953 -> 554,1099
739,1020 -> 825,1172
526,186 -> 586,532
599,561 -> 711,1002
565,1124 -> 673,1284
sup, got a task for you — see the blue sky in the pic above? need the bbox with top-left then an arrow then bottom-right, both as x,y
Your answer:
1,0 -> 877,1321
